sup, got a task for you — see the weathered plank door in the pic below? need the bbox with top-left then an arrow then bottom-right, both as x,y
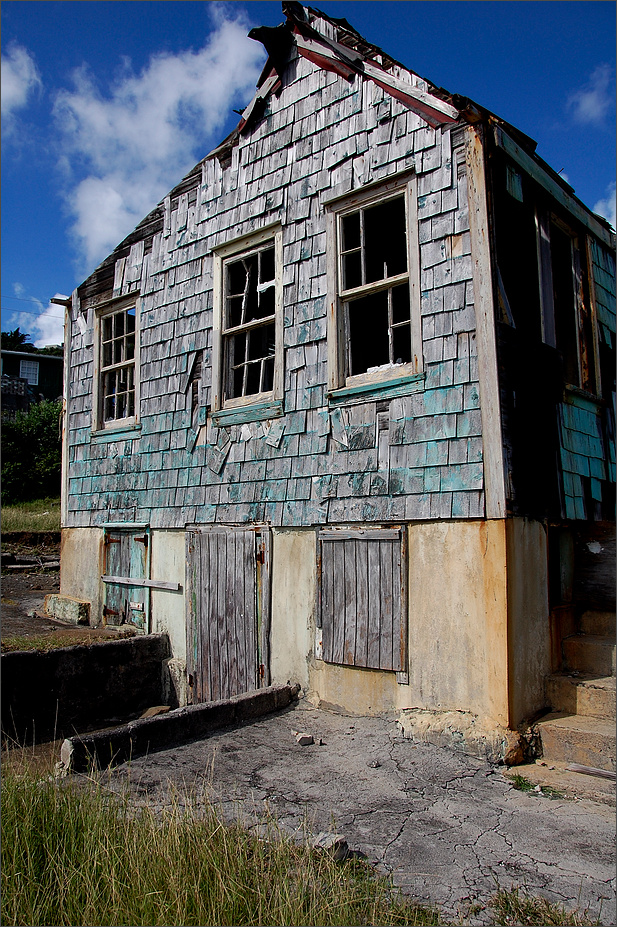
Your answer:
318,527 -> 407,675
102,527 -> 150,630
186,526 -> 271,703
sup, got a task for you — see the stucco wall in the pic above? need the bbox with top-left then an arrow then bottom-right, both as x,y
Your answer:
506,518 -> 550,725
150,530 -> 186,662
60,527 -> 104,621
307,520 -> 510,726
406,519 -> 509,726
269,529 -> 315,692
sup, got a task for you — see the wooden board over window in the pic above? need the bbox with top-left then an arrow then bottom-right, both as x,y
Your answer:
317,527 -> 407,672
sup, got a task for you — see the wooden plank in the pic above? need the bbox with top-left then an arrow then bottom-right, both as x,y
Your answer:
227,529 -> 239,699
366,540 -> 381,668
379,540 -> 394,670
343,538 -> 357,665
465,123 -> 506,519
355,538 -> 369,667
217,531 -> 229,700
258,529 -> 272,687
320,528 -> 401,540
101,576 -> 180,592
331,538 -> 346,665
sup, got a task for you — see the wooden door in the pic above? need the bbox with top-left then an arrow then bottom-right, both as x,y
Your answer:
102,528 -> 150,630
186,526 -> 271,704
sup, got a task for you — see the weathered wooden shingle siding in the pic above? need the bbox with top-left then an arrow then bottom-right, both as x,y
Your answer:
66,41 -> 484,529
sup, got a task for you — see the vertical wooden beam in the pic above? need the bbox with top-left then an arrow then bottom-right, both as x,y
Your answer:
465,124 -> 506,519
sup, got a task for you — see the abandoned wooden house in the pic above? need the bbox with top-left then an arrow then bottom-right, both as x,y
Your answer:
57,3 -> 616,762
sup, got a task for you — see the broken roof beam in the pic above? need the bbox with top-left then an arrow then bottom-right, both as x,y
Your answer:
292,31 -> 459,126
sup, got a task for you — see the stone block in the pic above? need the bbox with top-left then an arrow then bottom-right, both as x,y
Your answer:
44,594 -> 90,626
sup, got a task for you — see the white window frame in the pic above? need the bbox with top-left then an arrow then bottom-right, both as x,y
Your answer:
325,170 -> 422,396
93,296 -> 140,432
19,359 -> 39,386
212,223 -> 283,415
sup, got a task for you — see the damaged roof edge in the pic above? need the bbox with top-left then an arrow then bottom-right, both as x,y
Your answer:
78,1 -> 614,293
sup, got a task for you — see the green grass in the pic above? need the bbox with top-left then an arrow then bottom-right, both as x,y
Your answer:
1,497 -> 61,533
507,773 -> 566,800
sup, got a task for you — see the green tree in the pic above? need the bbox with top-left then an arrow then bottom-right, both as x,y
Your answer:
1,328 -> 36,352
1,400 -> 62,504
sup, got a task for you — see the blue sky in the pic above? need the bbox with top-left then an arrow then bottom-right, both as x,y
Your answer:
2,1 -> 615,346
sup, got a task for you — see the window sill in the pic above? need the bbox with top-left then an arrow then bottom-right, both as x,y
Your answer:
91,424 -> 142,443
211,398 -> 284,426
328,372 -> 425,406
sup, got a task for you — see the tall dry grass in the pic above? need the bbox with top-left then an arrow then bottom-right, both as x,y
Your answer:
1,764 -> 440,926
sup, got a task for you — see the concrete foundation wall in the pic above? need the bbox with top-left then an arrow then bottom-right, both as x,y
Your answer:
270,529 -> 315,692
150,530 -> 186,662
57,520 -> 546,736
60,527 -> 103,622
308,520 -> 510,728
406,520 -> 509,727
1,634 -> 171,744
506,518 -> 551,726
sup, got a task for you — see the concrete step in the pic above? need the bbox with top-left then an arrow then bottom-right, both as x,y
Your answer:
562,634 -> 616,676
545,673 -> 616,721
580,610 -> 616,636
536,712 -> 616,772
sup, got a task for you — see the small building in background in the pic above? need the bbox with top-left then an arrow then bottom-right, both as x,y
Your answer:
1,349 -> 63,421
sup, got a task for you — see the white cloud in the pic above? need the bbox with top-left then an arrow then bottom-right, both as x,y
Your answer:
1,44 -> 41,121
6,292 -> 65,348
54,10 -> 265,274
593,182 -> 616,230
568,64 -> 614,125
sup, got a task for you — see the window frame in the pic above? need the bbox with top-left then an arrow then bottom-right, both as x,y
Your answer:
19,359 -> 39,386
325,171 -> 422,398
212,223 -> 283,422
536,210 -> 598,395
93,296 -> 140,433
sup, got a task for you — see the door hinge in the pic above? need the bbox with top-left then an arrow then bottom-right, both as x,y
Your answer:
134,535 -> 149,547
103,606 -> 119,617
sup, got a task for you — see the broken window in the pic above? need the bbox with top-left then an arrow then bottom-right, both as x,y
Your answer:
97,302 -> 138,428
540,215 -> 597,394
224,245 -> 276,400
326,174 -> 421,393
212,227 -> 282,414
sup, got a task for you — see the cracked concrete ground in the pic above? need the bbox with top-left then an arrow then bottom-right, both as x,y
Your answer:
102,700 -> 616,925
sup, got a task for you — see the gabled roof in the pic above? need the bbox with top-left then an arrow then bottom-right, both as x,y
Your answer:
81,1 -> 613,289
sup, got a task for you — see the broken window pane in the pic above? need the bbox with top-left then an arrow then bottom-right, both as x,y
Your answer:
364,197 -> 407,283
348,291 -> 389,375
550,222 -> 579,386
259,246 -> 275,283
